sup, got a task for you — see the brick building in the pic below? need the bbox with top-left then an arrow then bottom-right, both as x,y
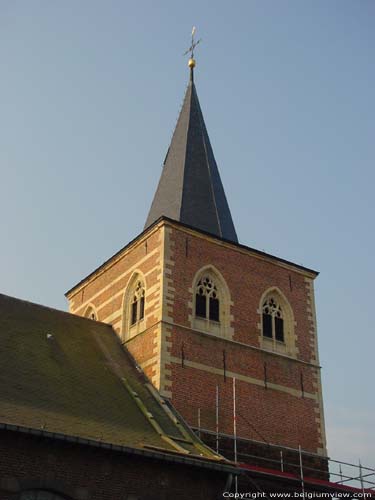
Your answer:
0,293 -> 236,500
64,56 -> 330,479
66,58 -> 326,460
2,56 -> 372,498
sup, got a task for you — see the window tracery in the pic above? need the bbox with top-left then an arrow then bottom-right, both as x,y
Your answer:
191,267 -> 233,339
195,276 -> 220,322
122,274 -> 146,342
259,288 -> 296,356
262,297 -> 284,342
130,280 -> 145,326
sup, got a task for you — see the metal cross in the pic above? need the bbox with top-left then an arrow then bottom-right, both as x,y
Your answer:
183,26 -> 201,58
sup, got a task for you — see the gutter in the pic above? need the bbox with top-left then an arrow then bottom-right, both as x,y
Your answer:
0,422 -> 238,475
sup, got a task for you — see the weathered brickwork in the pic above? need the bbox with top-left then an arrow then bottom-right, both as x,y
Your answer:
124,325 -> 159,382
172,359 -> 320,451
66,224 -> 164,389
67,226 -> 162,329
66,218 -> 326,457
0,430 -> 228,500
163,223 -> 326,455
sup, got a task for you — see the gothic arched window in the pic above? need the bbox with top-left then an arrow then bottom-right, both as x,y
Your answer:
195,276 -> 220,322
130,280 -> 145,326
191,267 -> 233,340
122,274 -> 146,342
84,305 -> 97,321
259,288 -> 296,356
262,297 -> 284,342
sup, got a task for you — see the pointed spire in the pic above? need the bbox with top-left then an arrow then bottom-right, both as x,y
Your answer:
144,38 -> 238,243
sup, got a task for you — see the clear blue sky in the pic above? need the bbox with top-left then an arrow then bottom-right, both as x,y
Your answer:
1,1 -> 374,470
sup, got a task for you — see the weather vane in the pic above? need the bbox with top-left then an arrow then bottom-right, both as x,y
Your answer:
183,26 -> 201,70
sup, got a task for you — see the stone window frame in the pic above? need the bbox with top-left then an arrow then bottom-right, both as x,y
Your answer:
121,271 -> 146,342
190,265 -> 233,340
258,287 -> 297,356
83,303 -> 98,321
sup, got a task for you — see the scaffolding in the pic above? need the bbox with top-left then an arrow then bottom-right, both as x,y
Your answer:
194,426 -> 375,495
191,380 -> 374,496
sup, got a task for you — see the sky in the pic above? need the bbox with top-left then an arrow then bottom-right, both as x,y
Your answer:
1,0 -> 374,475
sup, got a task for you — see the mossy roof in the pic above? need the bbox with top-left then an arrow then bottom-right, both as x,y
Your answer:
0,293 -> 221,462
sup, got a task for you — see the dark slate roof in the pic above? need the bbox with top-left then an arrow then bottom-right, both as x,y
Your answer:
145,70 -> 238,243
0,293 -> 222,462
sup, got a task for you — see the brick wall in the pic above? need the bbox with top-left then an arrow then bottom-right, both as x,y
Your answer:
66,219 -> 326,457
66,224 -> 164,389
0,430 -> 229,500
67,226 -> 163,336
163,223 -> 326,456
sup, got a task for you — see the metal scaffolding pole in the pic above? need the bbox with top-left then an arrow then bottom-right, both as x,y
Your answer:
233,377 -> 238,494
359,460 -> 365,495
299,445 -> 305,497
197,407 -> 201,439
216,385 -> 219,454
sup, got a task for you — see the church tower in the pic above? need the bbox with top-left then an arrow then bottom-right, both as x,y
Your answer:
66,52 -> 327,465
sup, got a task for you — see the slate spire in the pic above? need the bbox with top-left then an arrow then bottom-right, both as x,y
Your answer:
144,59 -> 238,243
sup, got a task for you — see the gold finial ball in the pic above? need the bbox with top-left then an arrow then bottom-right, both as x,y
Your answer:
188,58 -> 196,69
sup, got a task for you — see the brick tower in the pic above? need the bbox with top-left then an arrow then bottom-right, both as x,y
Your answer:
66,58 -> 327,464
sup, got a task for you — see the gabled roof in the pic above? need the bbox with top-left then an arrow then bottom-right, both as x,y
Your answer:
0,293 -> 225,464
145,68 -> 238,243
